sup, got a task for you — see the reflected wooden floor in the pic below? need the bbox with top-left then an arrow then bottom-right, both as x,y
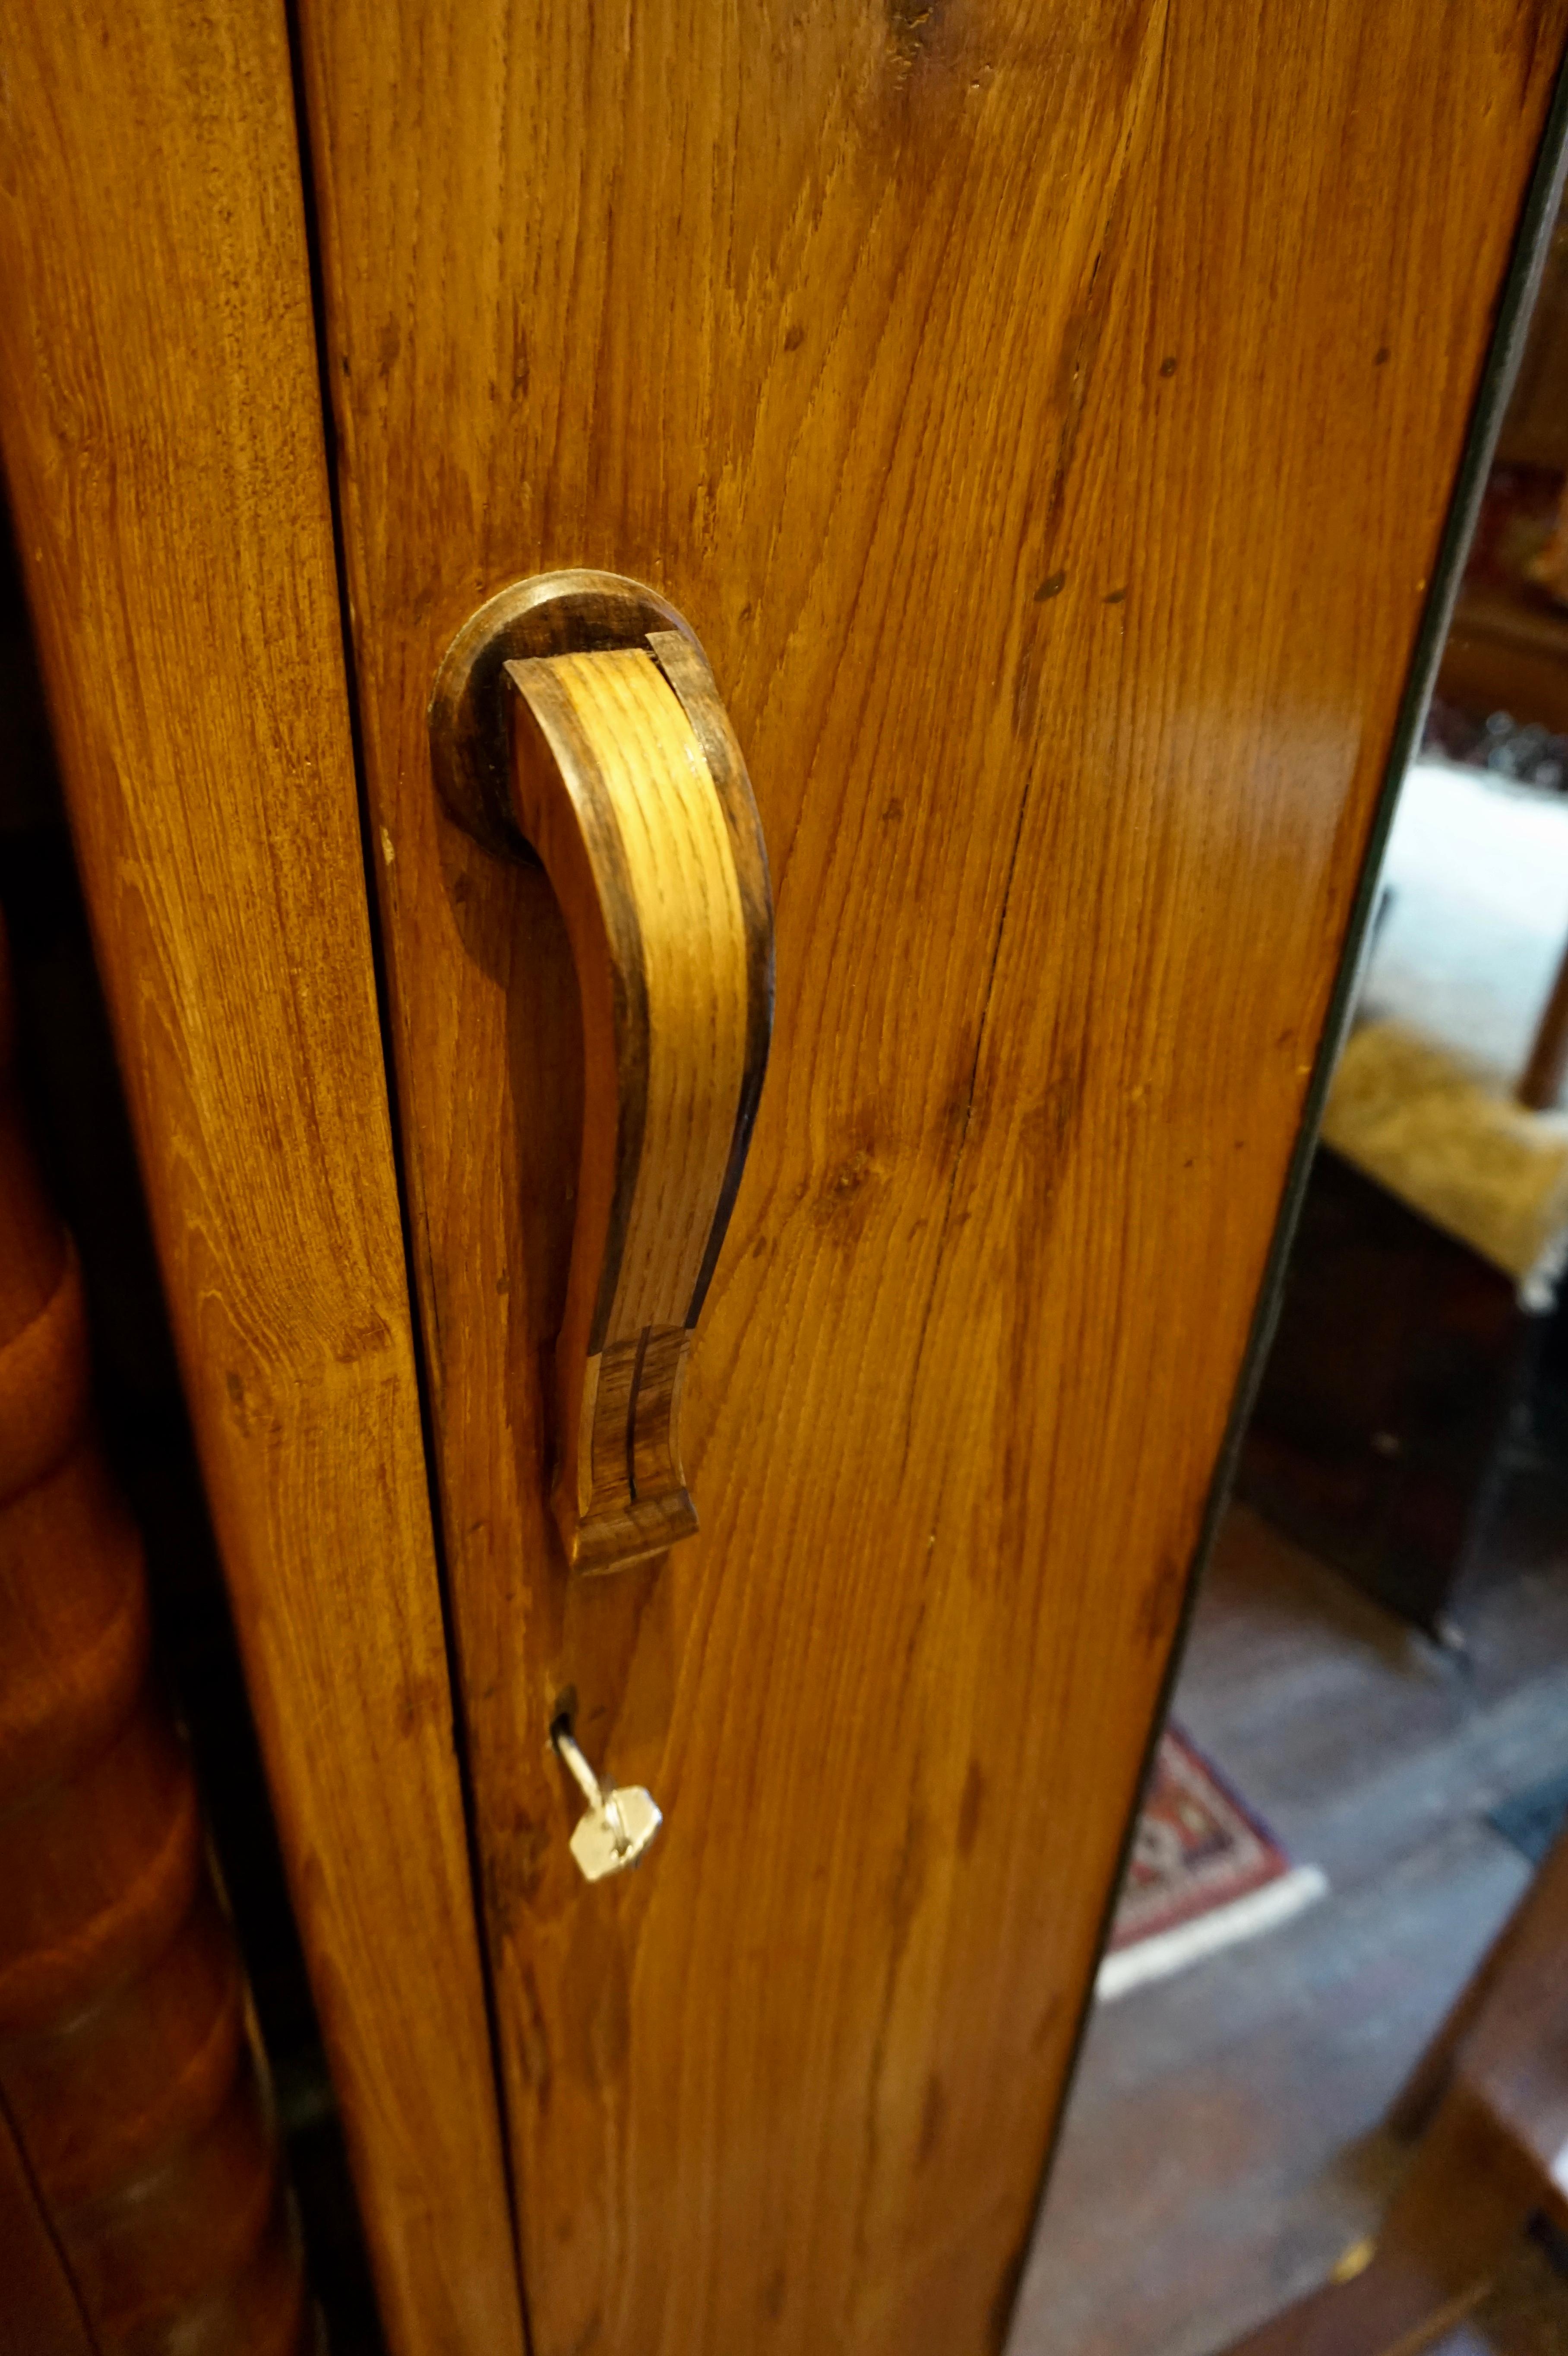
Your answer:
1012,1493 -> 1568,2356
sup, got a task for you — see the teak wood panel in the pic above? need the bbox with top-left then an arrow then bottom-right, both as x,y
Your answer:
501,636 -> 774,1570
0,8 -> 525,2354
298,5 -> 1567,2351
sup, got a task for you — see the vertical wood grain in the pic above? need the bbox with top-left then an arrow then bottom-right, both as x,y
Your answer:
298,4 -> 1568,2351
0,10 -> 525,2354
502,640 -> 770,1570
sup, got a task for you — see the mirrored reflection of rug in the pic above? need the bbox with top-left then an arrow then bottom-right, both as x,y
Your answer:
1097,1724 -> 1328,2004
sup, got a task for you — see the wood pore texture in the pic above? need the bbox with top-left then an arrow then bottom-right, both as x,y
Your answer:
0,9 -> 525,2354
297,5 -> 1568,2352
0,932 -> 310,2356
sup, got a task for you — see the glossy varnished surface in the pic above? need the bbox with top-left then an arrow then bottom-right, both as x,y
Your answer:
0,8 -> 524,2352
504,641 -> 771,1569
299,6 -> 1568,2350
0,935 -> 309,2355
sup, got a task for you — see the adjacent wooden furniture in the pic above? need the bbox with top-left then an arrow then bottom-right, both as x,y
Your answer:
1239,1150 -> 1532,1633
1494,199 -> 1568,479
1437,588 -> 1568,741
0,7 -> 524,2353
0,925 -> 312,2355
1220,1819 -> 1568,2355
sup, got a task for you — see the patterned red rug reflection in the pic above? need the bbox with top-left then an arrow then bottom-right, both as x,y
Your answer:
1098,1725 -> 1326,2002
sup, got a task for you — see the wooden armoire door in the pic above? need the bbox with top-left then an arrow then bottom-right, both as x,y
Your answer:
291,8 -> 1567,2355
1,7 -> 1564,2356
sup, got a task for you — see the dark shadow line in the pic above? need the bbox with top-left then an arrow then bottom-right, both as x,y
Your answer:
277,6 -> 533,2348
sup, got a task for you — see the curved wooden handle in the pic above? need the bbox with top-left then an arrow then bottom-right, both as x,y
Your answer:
503,627 -> 772,1572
